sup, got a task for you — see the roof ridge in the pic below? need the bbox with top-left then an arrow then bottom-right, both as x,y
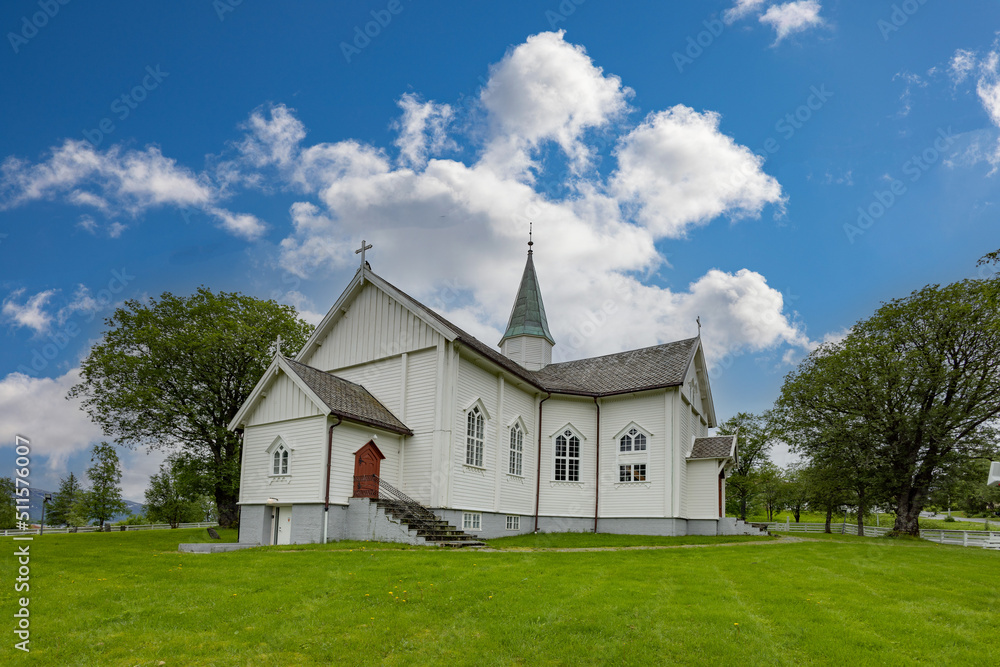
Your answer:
542,337 -> 699,368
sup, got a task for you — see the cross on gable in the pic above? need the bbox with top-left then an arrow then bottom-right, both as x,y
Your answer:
356,239 -> 373,284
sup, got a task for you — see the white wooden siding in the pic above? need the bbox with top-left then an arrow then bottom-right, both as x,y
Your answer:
538,396 -> 596,518
451,358 -> 500,511
302,283 -> 442,372
679,396 -> 693,516
326,422 -> 402,506
599,392 -> 667,518
240,415 -> 328,504
397,349 -> 439,504
245,370 -> 324,427
686,459 -> 719,519
499,382 -> 537,515
334,356 -> 403,421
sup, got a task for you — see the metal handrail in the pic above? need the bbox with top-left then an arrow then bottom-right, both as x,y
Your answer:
353,474 -> 436,520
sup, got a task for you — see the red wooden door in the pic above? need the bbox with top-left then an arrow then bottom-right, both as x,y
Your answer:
353,441 -> 385,498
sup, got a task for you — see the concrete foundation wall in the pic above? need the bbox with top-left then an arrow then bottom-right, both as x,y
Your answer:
238,504 -> 268,545
686,519 -> 719,536
345,498 -> 427,544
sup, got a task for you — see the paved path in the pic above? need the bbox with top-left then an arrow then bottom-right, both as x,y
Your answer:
923,512 -> 997,525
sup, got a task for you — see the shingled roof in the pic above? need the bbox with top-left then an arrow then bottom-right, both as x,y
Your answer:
370,270 -> 702,398
499,250 -> 555,345
688,435 -> 737,460
282,357 -> 412,436
532,338 -> 700,396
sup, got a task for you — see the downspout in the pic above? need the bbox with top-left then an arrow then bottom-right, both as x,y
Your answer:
323,416 -> 343,544
594,396 -> 600,533
534,393 -> 552,533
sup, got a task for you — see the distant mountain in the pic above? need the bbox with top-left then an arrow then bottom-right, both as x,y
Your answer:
20,487 -> 144,524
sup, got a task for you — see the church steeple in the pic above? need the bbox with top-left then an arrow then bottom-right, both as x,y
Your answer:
499,228 -> 555,370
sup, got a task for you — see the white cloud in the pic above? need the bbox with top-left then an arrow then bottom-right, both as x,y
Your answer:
0,139 -> 265,240
235,32 -> 804,365
0,369 -> 103,470
724,0 -> 767,24
759,1 -> 825,44
479,30 -> 632,178
950,49 -> 977,85
893,71 -> 927,117
2,289 -> 57,334
610,106 -> 785,237
393,93 -> 456,168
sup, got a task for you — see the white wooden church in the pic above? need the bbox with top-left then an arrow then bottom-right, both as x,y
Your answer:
231,242 -> 753,545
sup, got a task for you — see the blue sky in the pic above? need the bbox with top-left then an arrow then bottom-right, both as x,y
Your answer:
1,1 -> 999,499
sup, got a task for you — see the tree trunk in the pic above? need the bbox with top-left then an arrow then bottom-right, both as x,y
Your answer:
824,504 -> 833,534
216,488 -> 239,529
739,497 -> 747,521
793,506 -> 801,522
893,493 -> 922,535
857,492 -> 866,537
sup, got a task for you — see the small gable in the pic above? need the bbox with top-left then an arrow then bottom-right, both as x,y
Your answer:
246,368 -> 325,427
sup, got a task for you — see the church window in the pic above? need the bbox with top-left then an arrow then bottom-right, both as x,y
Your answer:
463,512 -> 482,531
506,515 -> 520,530
271,445 -> 289,476
466,406 -> 485,468
619,428 -> 647,452
509,423 -> 524,476
619,464 -> 646,482
554,429 -> 580,482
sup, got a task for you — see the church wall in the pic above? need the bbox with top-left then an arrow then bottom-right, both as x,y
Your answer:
598,391 -> 667,518
450,358 -> 500,512
334,355 -> 403,421
239,414 -> 328,505
498,382 -> 537,516
538,395 -> 597,518
302,283 -> 443,372
679,396 -> 693,516
686,459 -> 720,520
327,422 -> 402,506
245,370 -> 324,427
398,348 -> 439,503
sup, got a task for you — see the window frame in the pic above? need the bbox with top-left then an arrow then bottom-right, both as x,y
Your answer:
506,515 -> 520,531
267,437 -> 292,478
508,420 -> 524,477
463,511 -> 482,531
619,463 -> 647,482
553,427 -> 582,482
465,405 -> 485,468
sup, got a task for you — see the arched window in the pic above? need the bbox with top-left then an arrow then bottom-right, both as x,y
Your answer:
619,428 -> 647,452
272,444 -> 289,476
509,422 -> 524,476
466,406 -> 485,467
554,429 -> 580,482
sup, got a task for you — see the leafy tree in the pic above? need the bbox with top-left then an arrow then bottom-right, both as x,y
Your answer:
0,477 -> 17,530
778,277 -> 1000,535
783,464 -> 810,522
979,249 -> 999,266
82,442 -> 127,528
718,412 -> 778,520
800,461 -> 848,533
756,462 -> 784,521
145,456 -> 205,528
69,288 -> 313,528
47,472 -> 84,527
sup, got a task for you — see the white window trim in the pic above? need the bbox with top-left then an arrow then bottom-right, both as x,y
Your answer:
552,425 -> 583,483
506,515 -> 520,531
463,511 -> 482,531
464,402 -> 487,469
508,417 -> 526,477
617,463 -> 649,484
266,436 -> 293,477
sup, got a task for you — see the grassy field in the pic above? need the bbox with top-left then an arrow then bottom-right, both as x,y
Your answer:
2,528 -> 999,665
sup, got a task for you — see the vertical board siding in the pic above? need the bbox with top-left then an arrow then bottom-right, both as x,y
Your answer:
599,392 -> 667,518
538,396 -> 596,518
400,348 -> 438,503
499,382 -> 537,515
334,356 -> 403,421
686,460 -> 718,519
246,371 -> 324,426
327,423 -> 402,506
240,415 -> 328,504
451,359 -> 499,511
303,283 -> 443,372
680,398 -> 692,516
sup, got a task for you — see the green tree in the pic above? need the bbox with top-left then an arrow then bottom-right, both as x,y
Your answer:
69,288 -> 313,528
756,462 -> 784,522
778,277 -> 1000,535
718,412 -> 778,520
0,477 -> 17,530
145,456 -> 204,528
783,463 -> 810,522
47,472 -> 84,527
82,442 -> 127,528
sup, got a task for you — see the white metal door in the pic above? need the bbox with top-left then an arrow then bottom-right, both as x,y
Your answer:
275,506 -> 292,545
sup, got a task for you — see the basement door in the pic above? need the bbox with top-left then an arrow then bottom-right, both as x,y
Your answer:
273,506 -> 292,545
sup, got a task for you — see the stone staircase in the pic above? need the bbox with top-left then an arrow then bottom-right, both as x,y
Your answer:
717,517 -> 771,536
376,498 -> 484,547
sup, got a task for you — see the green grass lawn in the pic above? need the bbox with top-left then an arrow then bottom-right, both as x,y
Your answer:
484,532 -> 775,549
2,528 -> 999,665
750,511 -> 997,532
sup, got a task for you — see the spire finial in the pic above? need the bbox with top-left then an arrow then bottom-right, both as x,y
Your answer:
696,316 -> 702,336
528,222 -> 533,254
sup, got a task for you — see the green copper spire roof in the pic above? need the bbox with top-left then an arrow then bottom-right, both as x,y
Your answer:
500,245 -> 555,346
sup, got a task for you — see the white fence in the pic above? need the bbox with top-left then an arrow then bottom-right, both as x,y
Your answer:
765,521 -> 1000,549
1,521 -> 219,537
